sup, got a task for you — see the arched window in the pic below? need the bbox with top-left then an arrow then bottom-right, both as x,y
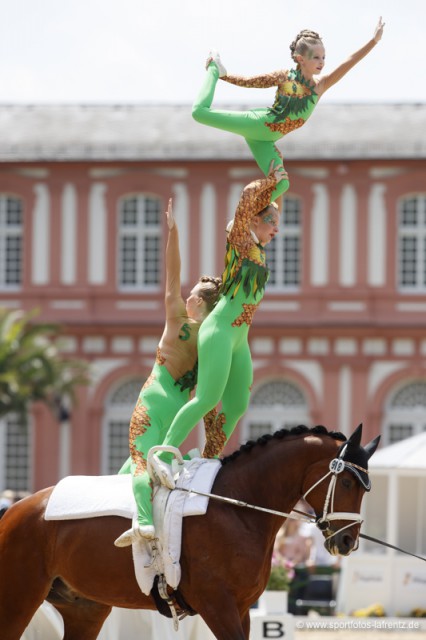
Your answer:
383,380 -> 426,445
118,194 -> 162,290
242,379 -> 309,440
102,377 -> 145,474
0,416 -> 31,492
0,195 -> 23,289
398,195 -> 426,291
266,196 -> 301,290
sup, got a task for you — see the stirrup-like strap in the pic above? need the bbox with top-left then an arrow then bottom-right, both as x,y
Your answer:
147,446 -> 184,490
148,445 -> 184,462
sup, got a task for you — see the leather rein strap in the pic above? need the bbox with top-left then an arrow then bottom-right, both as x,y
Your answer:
358,533 -> 426,562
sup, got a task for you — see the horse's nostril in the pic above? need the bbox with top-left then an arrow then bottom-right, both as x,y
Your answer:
342,534 -> 354,552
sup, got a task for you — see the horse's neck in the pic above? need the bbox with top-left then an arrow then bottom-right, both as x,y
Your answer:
215,435 -> 338,572
220,438 -> 308,516
220,435 -> 334,519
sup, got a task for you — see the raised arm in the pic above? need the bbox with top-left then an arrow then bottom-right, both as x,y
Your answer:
164,198 -> 186,317
317,17 -> 385,97
229,163 -> 286,243
222,69 -> 287,89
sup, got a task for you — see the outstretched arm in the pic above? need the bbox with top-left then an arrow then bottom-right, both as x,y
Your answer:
222,69 -> 286,89
317,17 -> 385,97
164,198 -> 185,317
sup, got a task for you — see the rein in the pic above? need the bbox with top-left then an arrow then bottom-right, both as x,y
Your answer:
176,486 -> 426,562
176,486 -> 316,523
177,445 -> 368,541
167,436 -> 426,563
176,487 -> 426,562
358,533 -> 426,562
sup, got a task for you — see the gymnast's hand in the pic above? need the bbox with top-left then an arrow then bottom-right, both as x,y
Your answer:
373,16 -> 385,43
268,160 -> 288,182
165,198 -> 175,230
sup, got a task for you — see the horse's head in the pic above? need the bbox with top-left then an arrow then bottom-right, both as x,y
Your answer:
301,424 -> 380,557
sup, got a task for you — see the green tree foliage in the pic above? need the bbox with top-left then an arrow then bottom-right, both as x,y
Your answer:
0,308 -> 90,419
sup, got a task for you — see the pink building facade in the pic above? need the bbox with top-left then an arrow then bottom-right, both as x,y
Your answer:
0,104 -> 425,494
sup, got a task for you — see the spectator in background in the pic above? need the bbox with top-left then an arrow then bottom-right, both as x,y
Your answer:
273,508 -> 311,613
274,517 -> 311,567
299,519 -> 341,573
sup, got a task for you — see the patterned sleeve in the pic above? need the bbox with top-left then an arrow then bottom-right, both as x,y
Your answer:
222,69 -> 286,89
229,174 -> 276,245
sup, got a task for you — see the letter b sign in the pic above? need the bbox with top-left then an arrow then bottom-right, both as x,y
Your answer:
262,621 -> 285,638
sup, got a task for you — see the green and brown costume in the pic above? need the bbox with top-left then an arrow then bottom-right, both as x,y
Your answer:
118,221 -> 201,529
193,33 -> 381,201
192,64 -> 318,201
159,172 -> 277,462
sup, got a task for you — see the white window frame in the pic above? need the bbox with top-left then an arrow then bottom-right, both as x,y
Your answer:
0,415 -> 32,493
241,379 -> 309,441
117,194 -> 162,292
397,194 -> 426,292
382,381 -> 426,446
101,377 -> 145,474
0,195 -> 23,290
265,195 -> 302,292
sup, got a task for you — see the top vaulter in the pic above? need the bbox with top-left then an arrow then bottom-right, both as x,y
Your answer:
192,17 -> 385,203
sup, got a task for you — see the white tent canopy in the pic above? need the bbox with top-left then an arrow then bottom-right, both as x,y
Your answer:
369,431 -> 426,471
365,432 -> 426,552
337,432 -> 426,615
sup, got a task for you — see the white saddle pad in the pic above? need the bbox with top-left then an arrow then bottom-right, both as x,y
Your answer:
45,458 -> 222,596
45,474 -> 135,520
45,458 -> 221,521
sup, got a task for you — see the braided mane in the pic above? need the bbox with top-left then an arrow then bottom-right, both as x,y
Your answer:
221,424 -> 346,466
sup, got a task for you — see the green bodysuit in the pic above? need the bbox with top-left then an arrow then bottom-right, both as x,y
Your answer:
192,64 -> 318,201
160,172 -> 277,461
117,215 -> 202,531
118,351 -> 197,527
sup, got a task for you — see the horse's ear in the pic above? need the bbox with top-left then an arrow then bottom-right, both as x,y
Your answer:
347,423 -> 363,447
364,434 -> 381,459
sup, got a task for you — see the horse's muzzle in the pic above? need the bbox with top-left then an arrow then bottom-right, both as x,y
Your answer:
325,528 -> 358,556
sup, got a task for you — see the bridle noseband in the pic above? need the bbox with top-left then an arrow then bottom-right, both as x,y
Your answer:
302,443 -> 370,544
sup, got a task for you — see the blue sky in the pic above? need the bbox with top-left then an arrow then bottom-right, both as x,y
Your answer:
0,0 -> 423,104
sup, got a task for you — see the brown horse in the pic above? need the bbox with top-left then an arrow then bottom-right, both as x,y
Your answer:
0,424 -> 379,640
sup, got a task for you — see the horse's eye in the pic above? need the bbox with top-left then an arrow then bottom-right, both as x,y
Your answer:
341,476 -> 352,489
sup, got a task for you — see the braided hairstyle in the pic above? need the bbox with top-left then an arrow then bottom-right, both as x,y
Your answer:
258,201 -> 279,217
197,275 -> 222,311
290,29 -> 323,66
